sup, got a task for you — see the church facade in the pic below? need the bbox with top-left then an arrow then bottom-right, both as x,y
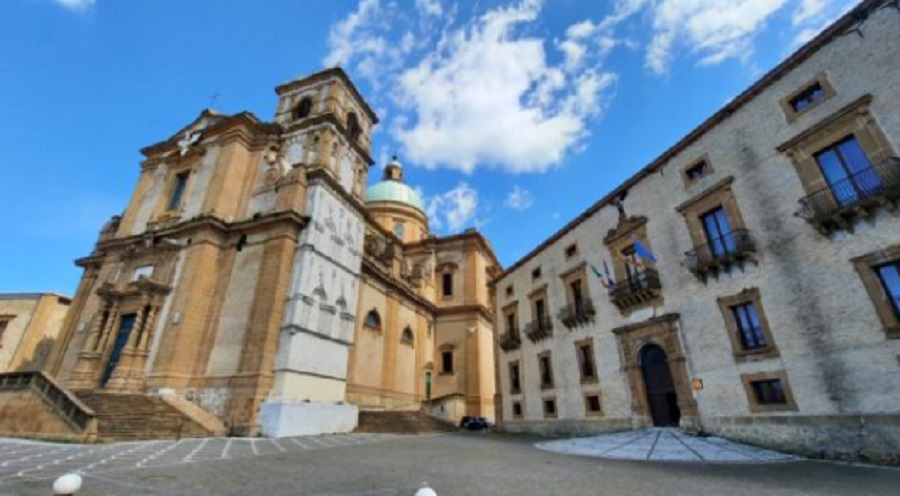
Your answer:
43,68 -> 497,437
493,0 -> 900,463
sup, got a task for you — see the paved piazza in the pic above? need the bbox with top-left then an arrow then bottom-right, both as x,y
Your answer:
1,432 -> 899,495
536,428 -> 795,462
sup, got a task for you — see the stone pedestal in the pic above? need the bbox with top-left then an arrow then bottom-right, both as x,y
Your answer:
258,399 -> 358,437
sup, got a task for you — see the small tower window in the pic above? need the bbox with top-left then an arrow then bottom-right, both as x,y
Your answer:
293,97 -> 312,120
393,222 -> 405,239
442,272 -> 453,297
168,172 -> 189,211
347,112 -> 361,142
364,309 -> 382,330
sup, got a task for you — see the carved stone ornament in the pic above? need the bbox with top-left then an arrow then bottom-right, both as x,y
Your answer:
263,144 -> 290,187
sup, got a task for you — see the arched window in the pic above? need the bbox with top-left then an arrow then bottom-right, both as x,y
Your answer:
293,97 -> 312,120
347,112 -> 361,142
364,309 -> 381,329
401,327 -> 414,344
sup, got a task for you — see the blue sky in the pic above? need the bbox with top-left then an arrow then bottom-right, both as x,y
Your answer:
0,0 -> 857,294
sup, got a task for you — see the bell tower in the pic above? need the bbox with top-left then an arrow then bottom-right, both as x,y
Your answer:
259,68 -> 378,437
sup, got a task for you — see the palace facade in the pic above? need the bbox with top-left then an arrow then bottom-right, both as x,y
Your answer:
34,68 -> 497,437
493,0 -> 900,463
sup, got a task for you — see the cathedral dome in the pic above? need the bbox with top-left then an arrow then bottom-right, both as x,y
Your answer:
365,181 -> 425,213
364,157 -> 425,213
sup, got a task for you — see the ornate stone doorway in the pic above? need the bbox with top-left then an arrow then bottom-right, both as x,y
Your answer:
639,344 -> 680,427
100,314 -> 136,388
613,314 -> 698,429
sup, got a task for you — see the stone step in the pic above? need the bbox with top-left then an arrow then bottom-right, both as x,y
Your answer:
74,390 -> 213,441
355,411 -> 456,434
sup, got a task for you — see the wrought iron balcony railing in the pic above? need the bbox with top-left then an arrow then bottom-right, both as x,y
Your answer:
609,268 -> 662,311
685,229 -> 755,278
499,329 -> 522,352
796,158 -> 900,233
524,316 -> 553,343
558,299 -> 596,328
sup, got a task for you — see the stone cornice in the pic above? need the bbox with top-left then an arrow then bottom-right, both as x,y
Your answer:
140,112 -> 281,158
360,258 -> 437,313
435,304 -> 495,324
611,313 -> 680,336
87,211 -> 308,256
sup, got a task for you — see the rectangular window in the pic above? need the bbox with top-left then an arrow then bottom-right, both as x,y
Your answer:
543,398 -> 556,417
532,267 -> 542,280
876,262 -> 900,319
506,285 -> 514,297
789,82 -> 825,112
0,318 -> 9,348
441,350 -> 454,374
565,244 -> 578,258
577,343 -> 596,380
570,280 -> 583,309
814,135 -> 879,206
700,206 -> 736,257
751,379 -> 787,405
538,354 -> 553,389
132,265 -> 154,282
685,161 -> 710,181
585,394 -> 602,414
534,298 -> 546,325
512,402 -> 523,418
442,273 -> 453,297
168,172 -> 189,211
506,313 -> 516,333
731,302 -> 767,350
509,362 -> 521,393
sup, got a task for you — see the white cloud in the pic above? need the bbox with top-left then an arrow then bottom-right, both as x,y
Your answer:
415,0 -> 443,17
326,0 -> 617,174
504,185 -> 534,211
794,0 -> 826,24
597,0 -> 859,74
425,182 -> 479,232
322,0 -> 385,68
392,0 -> 616,173
52,0 -> 94,10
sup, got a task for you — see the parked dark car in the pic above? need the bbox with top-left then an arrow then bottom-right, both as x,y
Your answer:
459,416 -> 490,431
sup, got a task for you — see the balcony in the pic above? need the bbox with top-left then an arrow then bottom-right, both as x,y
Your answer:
524,316 -> 553,343
557,300 -> 596,328
499,329 -> 522,352
796,158 -> 900,234
609,268 -> 662,311
685,229 -> 755,280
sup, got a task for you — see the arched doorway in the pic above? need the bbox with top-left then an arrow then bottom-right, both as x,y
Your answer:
640,344 -> 681,427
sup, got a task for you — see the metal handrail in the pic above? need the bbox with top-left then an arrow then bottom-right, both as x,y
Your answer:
609,269 -> 661,301
499,329 -> 522,351
557,299 -> 596,328
797,158 -> 900,222
685,229 -> 754,273
524,316 -> 553,342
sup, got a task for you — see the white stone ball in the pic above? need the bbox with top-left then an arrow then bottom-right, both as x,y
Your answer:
53,473 -> 83,495
415,487 -> 437,496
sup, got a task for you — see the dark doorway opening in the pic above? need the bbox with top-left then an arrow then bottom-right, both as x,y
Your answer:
640,344 -> 681,427
100,314 -> 136,388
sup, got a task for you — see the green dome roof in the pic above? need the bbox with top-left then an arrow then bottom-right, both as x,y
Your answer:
365,180 -> 425,213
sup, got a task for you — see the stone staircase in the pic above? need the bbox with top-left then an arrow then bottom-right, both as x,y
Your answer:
74,391 -> 212,441
355,411 -> 457,434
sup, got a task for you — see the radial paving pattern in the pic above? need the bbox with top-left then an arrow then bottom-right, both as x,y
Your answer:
536,428 -> 796,463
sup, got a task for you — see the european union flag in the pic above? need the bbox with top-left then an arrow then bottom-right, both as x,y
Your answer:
632,236 -> 658,263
